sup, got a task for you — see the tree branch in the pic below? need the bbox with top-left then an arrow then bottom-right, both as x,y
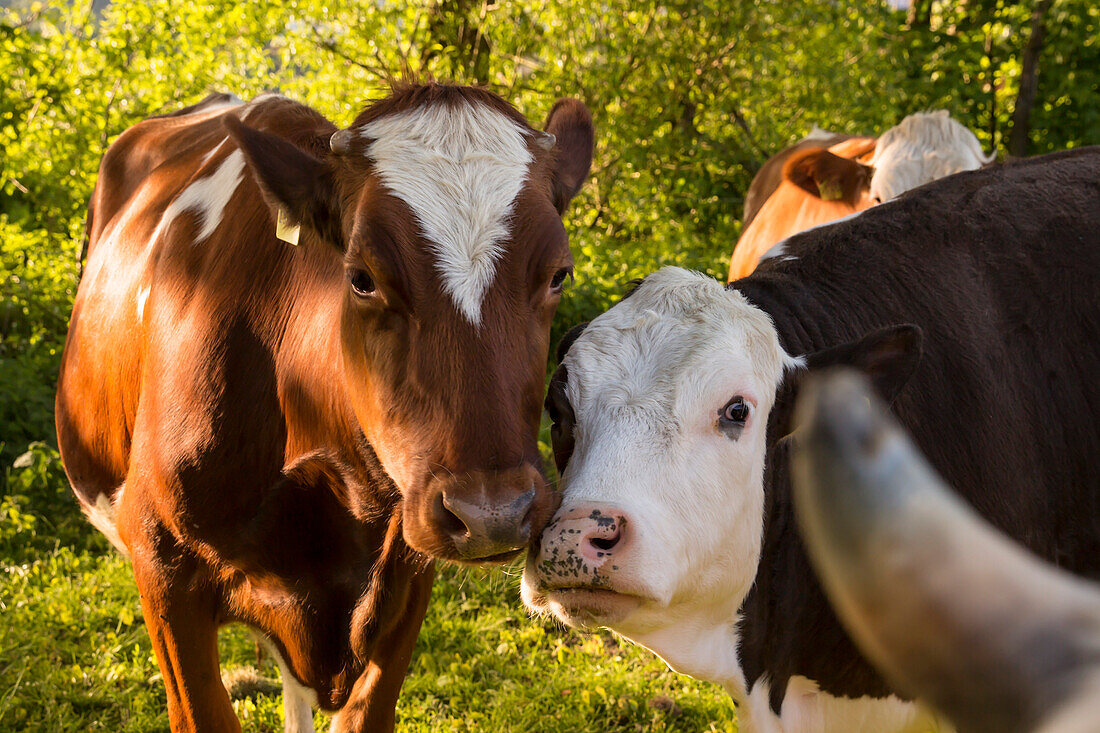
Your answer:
307,26 -> 390,81
1008,0 -> 1054,158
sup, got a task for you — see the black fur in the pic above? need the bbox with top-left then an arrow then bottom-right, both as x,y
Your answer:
733,147 -> 1100,711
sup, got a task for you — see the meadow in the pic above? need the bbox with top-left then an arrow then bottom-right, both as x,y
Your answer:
2,0 -> 1098,730
0,501 -> 737,731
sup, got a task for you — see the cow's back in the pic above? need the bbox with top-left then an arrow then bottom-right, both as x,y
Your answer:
57,95 -> 341,516
751,146 -> 1100,571
84,94 -> 245,250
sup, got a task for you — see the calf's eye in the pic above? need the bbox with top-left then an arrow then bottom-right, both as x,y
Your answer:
719,396 -> 750,431
348,269 -> 376,297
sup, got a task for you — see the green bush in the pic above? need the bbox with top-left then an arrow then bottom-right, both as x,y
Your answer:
0,220 -> 79,474
1,442 -> 107,563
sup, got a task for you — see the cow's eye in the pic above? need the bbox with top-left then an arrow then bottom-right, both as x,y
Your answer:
348,269 -> 375,297
719,397 -> 750,431
550,267 -> 573,293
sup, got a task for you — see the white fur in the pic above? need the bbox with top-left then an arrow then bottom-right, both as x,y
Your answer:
257,635 -> 317,733
136,285 -> 151,323
83,485 -> 128,556
522,267 -> 795,689
869,111 -> 994,203
150,148 -> 244,246
802,125 -> 835,142
251,92 -> 287,104
739,677 -> 949,733
177,95 -> 243,122
359,102 -> 533,326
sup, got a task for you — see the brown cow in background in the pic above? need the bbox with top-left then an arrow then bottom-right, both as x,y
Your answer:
740,128 -> 876,231
729,111 -> 993,282
56,85 -> 593,732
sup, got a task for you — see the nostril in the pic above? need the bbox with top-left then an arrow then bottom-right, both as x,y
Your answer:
588,529 -> 621,552
518,486 -> 538,539
434,492 -> 469,538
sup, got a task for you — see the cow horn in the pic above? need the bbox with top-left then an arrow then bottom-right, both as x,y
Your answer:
792,369 -> 1100,733
330,129 -> 354,155
535,131 -> 556,151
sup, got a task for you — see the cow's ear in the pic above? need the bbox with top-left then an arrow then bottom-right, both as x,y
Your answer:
805,324 -> 923,405
223,116 -> 344,250
556,321 -> 590,363
543,99 -> 595,214
783,147 -> 874,205
776,325 -> 922,441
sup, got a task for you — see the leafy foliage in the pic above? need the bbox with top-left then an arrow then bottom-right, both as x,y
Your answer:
1,0 -> 1097,729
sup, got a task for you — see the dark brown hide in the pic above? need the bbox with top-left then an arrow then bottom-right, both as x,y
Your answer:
734,147 -> 1100,714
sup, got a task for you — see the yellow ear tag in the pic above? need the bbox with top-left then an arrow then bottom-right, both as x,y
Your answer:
817,180 -> 843,202
276,208 -> 301,246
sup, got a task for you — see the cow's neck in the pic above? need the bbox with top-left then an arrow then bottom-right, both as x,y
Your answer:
624,615 -> 747,699
732,273 -> 856,359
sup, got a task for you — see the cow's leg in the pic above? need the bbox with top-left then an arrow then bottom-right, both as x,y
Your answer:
254,634 -> 316,733
329,564 -> 435,733
130,526 -> 240,733
277,662 -> 317,733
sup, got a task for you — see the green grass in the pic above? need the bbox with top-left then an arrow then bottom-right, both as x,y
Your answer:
0,449 -> 739,732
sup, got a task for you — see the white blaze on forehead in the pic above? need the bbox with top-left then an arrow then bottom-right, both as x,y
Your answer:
150,147 -> 244,246
360,102 -> 534,325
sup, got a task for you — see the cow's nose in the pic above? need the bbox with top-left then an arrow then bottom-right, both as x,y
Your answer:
536,504 -> 631,583
435,469 -> 542,560
578,512 -> 625,563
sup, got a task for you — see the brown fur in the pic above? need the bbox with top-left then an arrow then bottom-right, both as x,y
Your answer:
783,147 -> 874,205
729,136 -> 876,282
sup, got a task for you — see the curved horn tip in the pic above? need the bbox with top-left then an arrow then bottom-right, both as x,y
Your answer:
330,129 -> 354,155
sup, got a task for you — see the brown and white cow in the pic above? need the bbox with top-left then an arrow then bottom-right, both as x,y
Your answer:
728,111 -> 993,281
56,85 -> 593,732
740,130 -> 876,233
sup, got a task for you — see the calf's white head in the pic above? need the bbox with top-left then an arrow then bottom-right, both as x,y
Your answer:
868,111 -> 994,203
522,266 -> 922,681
